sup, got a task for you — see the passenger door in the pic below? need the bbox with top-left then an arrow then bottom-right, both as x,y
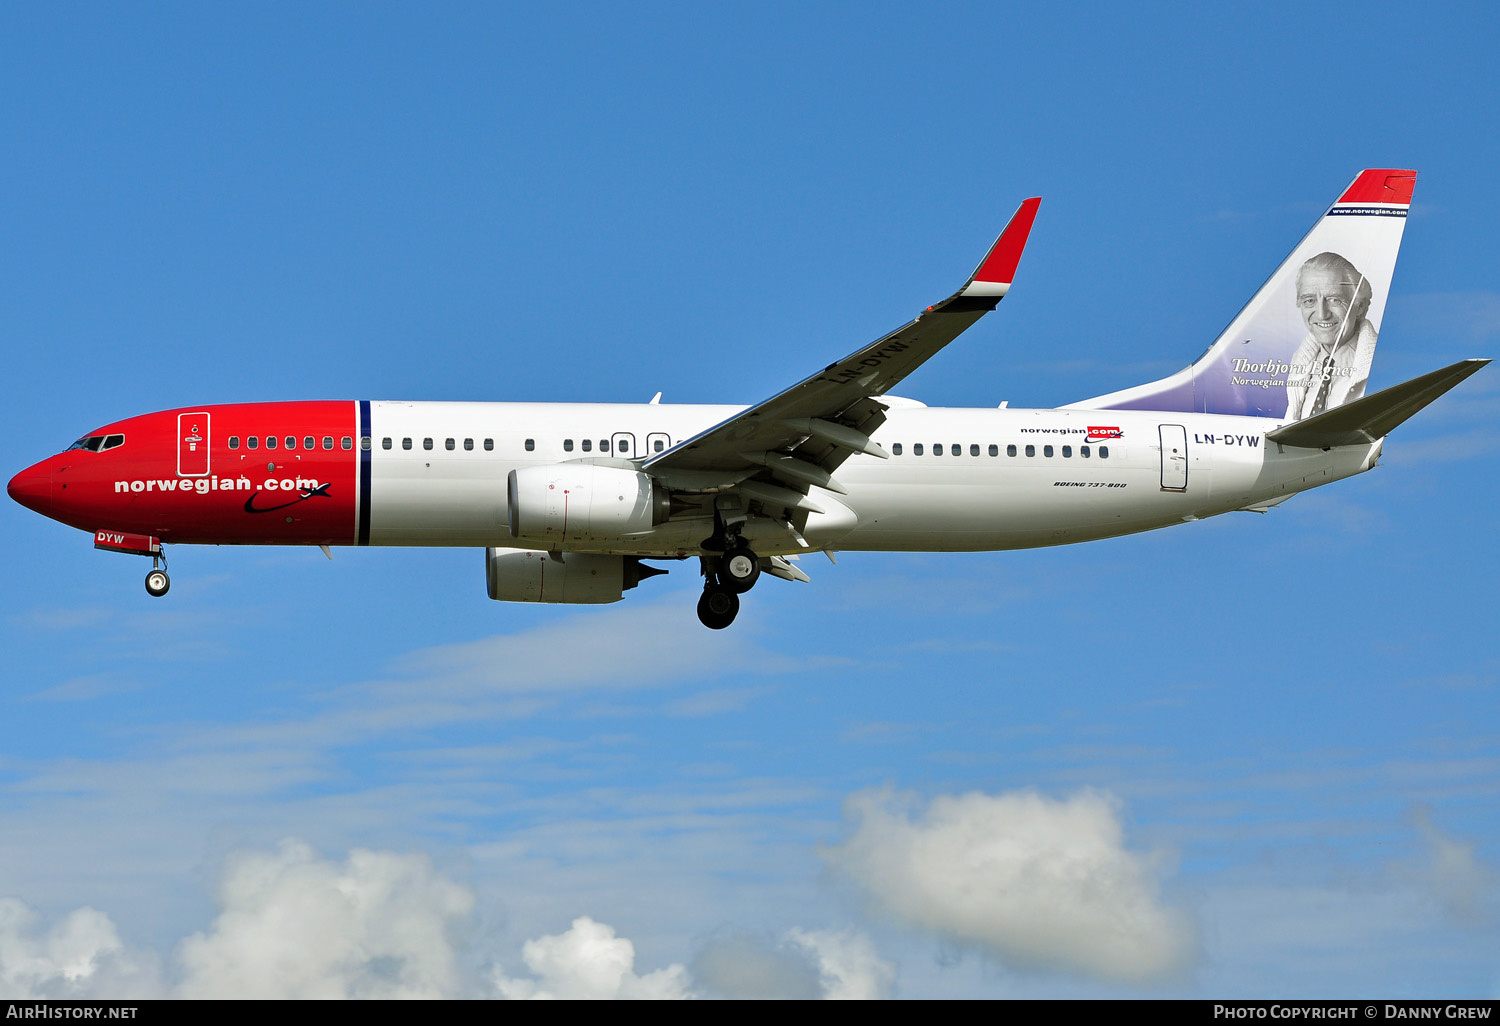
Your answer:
178,412 -> 210,477
1159,424 -> 1187,491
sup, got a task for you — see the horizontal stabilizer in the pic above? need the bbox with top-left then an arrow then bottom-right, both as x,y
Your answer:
1265,359 -> 1488,449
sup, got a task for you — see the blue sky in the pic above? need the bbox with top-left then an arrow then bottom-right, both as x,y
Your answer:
2,1 -> 1498,998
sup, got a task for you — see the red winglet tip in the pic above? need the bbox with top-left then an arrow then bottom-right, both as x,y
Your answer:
1337,169 -> 1417,206
974,196 -> 1042,285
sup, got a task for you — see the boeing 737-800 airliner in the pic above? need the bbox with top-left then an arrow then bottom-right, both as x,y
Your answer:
8,170 -> 1487,628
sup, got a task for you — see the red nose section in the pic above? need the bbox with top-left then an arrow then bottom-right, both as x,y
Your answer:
8,463 -> 52,515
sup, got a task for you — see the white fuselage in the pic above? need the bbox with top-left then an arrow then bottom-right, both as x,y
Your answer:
365,400 -> 1376,554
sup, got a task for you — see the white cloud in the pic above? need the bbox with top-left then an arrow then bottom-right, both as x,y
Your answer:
1410,806 -> 1495,926
175,840 -> 475,998
691,927 -> 894,999
0,899 -> 159,998
784,927 -> 895,999
691,931 -> 823,998
822,787 -> 1195,984
493,916 -> 694,999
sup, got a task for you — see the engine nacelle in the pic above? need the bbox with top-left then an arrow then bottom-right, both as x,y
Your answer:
486,547 -> 661,604
507,463 -> 669,546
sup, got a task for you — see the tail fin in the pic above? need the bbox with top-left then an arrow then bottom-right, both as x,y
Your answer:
1067,169 -> 1417,421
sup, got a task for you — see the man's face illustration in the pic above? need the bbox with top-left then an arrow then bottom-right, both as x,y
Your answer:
1297,264 -> 1359,349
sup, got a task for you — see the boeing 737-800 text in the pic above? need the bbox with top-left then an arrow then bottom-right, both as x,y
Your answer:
9,170 -> 1486,628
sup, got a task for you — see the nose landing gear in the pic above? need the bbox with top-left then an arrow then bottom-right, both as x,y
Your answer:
92,531 -> 172,598
144,550 -> 170,597
145,566 -> 170,597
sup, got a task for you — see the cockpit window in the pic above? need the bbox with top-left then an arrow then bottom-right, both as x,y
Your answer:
68,434 -> 124,452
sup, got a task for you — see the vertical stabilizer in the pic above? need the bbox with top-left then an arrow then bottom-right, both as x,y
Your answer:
1067,169 -> 1416,420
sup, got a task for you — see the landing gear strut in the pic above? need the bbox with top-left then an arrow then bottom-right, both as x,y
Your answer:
144,551 -> 169,597
696,521 -> 761,627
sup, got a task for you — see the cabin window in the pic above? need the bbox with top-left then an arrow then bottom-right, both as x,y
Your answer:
422,438 -> 433,450
445,438 -> 455,450
484,439 -> 494,451
1007,444 -> 1017,456
1044,445 -> 1054,457
617,437 -> 630,454
525,438 -> 535,452
913,443 -> 924,455
285,436 -> 296,449
988,444 -> 998,456
563,439 -> 574,452
1100,446 -> 1110,459
600,439 -> 609,452
1081,445 -> 1090,458
402,437 -> 412,450
228,436 -> 240,450
248,436 -> 260,450
581,438 -> 592,452
970,444 -> 980,456
654,439 -> 666,452
1062,445 -> 1072,458
265,436 -> 277,450
360,436 -> 371,450
341,436 -> 353,450
1025,445 -> 1035,457
464,438 -> 474,451
304,436 -> 315,450
951,444 -> 961,456
892,443 -> 903,455
382,437 -> 392,450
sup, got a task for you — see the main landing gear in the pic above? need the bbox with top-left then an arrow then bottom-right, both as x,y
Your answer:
696,537 -> 761,630
697,585 -> 739,630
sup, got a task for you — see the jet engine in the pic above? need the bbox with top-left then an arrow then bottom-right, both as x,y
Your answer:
485,547 -> 664,604
507,464 -> 670,546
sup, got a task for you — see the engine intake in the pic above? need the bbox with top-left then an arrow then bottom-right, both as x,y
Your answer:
507,464 -> 670,546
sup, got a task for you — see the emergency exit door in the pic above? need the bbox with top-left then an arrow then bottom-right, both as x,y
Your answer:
611,432 -> 637,459
1159,424 -> 1187,491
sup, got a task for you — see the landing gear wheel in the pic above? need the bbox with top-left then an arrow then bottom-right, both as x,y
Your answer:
145,569 -> 170,597
718,546 -> 761,593
696,584 -> 740,630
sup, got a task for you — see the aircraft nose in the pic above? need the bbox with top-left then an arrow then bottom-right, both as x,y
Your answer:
8,462 -> 52,514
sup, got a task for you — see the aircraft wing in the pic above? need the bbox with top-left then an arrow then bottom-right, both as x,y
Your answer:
642,197 -> 1041,496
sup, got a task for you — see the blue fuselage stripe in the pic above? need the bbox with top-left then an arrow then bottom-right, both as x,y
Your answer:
358,400 -> 372,546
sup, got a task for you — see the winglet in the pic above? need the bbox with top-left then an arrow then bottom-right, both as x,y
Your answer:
960,197 -> 1041,298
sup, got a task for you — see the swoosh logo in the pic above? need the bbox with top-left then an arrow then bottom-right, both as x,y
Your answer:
243,482 -> 332,514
